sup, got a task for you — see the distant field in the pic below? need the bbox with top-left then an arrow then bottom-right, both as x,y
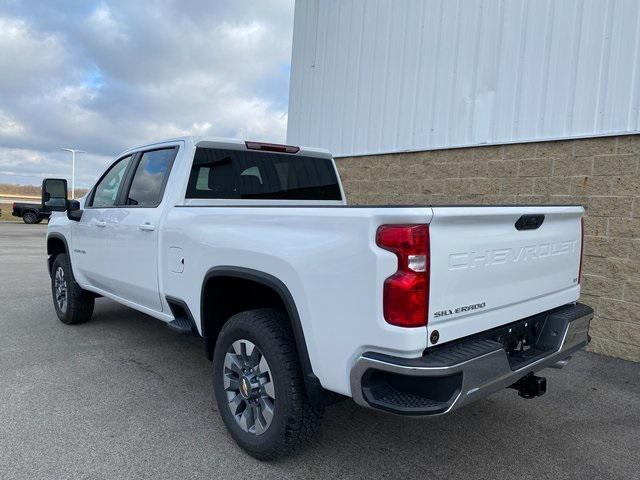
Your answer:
0,215 -> 22,223
0,201 -> 28,222
0,183 -> 41,197
0,203 -> 21,222
0,183 -> 88,198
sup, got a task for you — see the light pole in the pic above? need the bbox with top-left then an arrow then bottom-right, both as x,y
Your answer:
60,148 -> 84,199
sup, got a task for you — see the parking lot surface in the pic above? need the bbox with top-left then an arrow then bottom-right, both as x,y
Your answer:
0,222 -> 639,480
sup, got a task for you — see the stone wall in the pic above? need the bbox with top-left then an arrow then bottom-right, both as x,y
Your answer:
335,134 -> 640,362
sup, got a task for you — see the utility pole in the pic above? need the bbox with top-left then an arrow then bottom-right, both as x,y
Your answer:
60,148 -> 85,199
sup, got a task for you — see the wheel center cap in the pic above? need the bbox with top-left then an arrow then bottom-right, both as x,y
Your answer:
239,376 -> 252,399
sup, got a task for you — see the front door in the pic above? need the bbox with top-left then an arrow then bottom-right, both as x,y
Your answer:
102,146 -> 178,312
72,154 -> 133,290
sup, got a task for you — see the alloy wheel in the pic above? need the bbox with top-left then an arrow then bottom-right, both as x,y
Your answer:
223,339 -> 275,435
54,266 -> 67,313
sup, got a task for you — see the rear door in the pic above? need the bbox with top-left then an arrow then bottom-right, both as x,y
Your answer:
101,146 -> 178,312
427,205 -> 583,347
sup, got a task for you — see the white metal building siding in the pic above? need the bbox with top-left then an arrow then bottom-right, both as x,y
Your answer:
287,0 -> 640,157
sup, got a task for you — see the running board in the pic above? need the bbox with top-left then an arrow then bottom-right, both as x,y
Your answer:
167,317 -> 197,335
165,296 -> 199,336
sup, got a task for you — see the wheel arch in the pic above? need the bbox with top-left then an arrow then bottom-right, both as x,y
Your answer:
201,266 -> 327,404
46,233 -> 69,276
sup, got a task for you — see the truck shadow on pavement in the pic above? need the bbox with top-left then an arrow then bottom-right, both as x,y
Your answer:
69,299 -> 640,480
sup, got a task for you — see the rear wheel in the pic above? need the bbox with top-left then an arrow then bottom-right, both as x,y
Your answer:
51,253 -> 94,324
23,211 -> 38,224
213,308 -> 323,460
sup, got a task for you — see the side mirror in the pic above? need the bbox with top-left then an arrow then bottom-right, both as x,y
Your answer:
41,178 -> 68,212
67,200 -> 83,222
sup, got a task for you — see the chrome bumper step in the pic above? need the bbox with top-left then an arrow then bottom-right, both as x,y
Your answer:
350,303 -> 593,416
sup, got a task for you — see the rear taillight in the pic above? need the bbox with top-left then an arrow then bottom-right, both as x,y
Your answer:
12,203 -> 16,209
376,224 -> 430,328
578,217 -> 584,284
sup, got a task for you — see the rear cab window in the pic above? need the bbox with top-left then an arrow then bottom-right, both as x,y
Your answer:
185,148 -> 342,201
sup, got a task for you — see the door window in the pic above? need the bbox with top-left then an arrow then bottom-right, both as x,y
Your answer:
90,155 -> 133,207
125,148 -> 176,207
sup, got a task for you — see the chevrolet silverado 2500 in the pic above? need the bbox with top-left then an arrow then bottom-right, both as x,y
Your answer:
43,137 -> 593,459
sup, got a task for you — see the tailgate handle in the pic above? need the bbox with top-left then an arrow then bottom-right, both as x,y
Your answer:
515,214 -> 545,230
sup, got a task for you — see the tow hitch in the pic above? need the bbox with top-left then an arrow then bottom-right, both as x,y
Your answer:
509,374 -> 547,399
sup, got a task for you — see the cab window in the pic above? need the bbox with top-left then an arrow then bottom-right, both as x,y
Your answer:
90,155 -> 132,207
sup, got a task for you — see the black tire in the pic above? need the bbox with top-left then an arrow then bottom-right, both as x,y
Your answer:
34,218 -> 43,224
51,253 -> 94,325
23,211 -> 38,224
213,308 -> 323,460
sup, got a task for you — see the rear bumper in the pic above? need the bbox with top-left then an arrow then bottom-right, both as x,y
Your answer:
349,303 -> 593,415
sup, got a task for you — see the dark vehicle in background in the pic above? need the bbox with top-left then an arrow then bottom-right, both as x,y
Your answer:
12,202 -> 50,224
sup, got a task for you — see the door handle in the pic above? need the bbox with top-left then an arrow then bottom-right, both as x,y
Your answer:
138,223 -> 156,231
95,220 -> 106,228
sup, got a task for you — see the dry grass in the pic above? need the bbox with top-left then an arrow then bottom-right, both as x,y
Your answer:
0,183 -> 88,197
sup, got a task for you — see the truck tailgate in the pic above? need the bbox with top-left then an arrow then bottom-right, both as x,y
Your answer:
427,205 -> 583,347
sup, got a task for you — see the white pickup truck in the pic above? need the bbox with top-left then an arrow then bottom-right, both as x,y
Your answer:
43,137 -> 593,459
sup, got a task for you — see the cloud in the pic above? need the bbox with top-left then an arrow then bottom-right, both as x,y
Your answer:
0,109 -> 26,136
0,0 -> 294,186
0,16 -> 72,95
86,3 -> 128,44
0,146 -> 112,186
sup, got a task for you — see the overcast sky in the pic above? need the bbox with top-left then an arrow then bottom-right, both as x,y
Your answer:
0,0 -> 294,186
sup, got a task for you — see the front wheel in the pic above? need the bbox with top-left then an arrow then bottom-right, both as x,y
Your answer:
51,253 -> 94,324
213,309 -> 323,460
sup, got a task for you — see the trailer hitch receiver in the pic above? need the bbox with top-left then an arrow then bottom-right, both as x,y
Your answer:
509,374 -> 547,399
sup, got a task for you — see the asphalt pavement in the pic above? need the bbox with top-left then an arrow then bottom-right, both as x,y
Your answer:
0,222 -> 638,480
